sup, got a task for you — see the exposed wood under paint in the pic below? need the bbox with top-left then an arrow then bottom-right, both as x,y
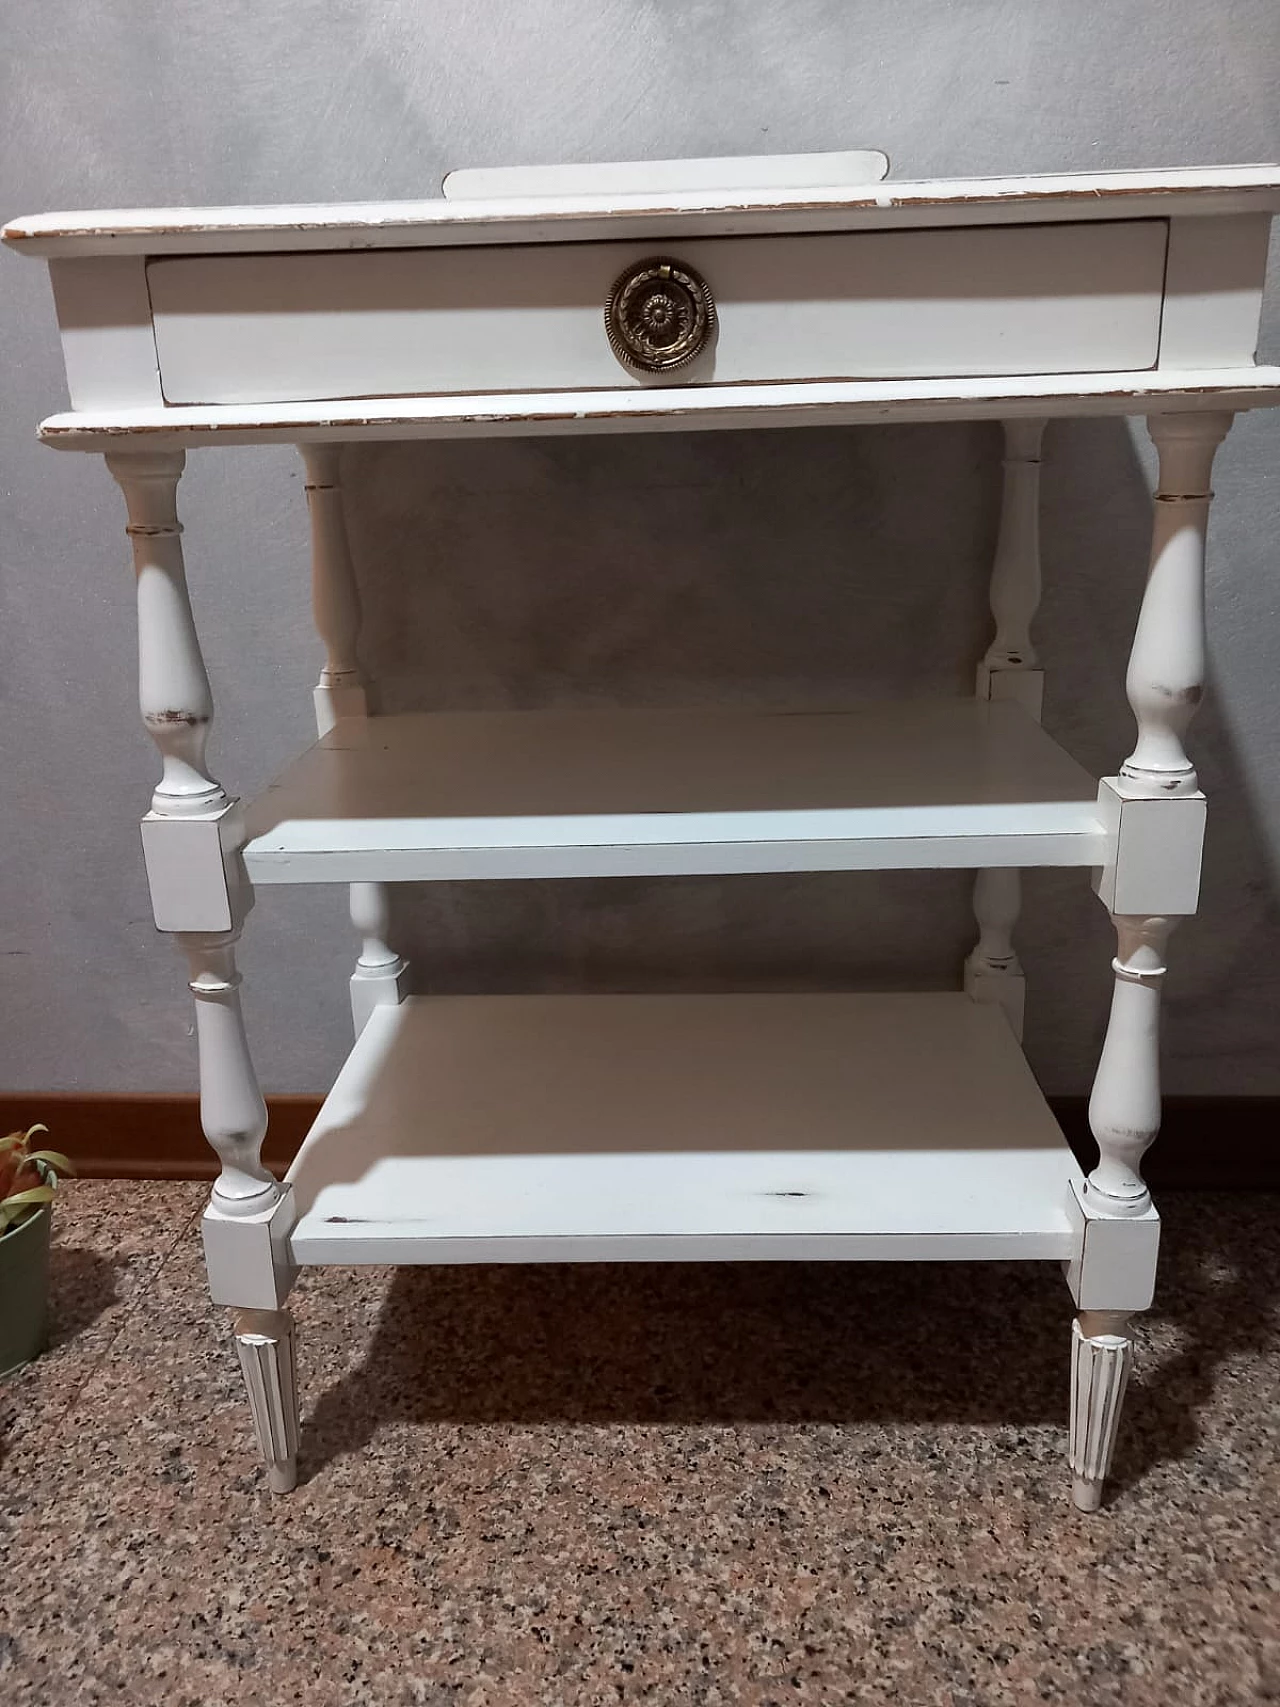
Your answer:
36,366 -> 1280,451
7,163 -> 1280,255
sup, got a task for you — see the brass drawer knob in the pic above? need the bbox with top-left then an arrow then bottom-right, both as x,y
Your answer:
605,256 -> 715,374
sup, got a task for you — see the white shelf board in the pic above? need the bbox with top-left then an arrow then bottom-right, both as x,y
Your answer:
241,702 -> 1105,885
286,992 -> 1082,1266
34,366 -> 1280,449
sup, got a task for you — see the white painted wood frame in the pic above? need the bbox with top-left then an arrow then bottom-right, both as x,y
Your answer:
297,444 -> 409,1035
8,157 -> 1279,1508
966,418 -> 1047,1038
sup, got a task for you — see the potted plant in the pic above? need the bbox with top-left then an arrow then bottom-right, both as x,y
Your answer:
0,1126 -> 74,1377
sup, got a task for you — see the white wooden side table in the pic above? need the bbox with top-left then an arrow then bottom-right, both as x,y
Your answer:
7,153 -> 1280,1510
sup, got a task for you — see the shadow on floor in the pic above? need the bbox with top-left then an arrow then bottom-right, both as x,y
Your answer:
44,1246 -> 123,1347
1107,1195 -> 1280,1497
300,1196 -> 1279,1491
0,1245 -> 123,1469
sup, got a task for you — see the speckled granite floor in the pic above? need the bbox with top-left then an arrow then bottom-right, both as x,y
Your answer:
0,1182 -> 1277,1706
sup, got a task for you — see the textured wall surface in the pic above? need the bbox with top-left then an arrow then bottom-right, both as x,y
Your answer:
1,0 -> 1278,1099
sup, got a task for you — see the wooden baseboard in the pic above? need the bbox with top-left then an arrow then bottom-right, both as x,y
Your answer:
0,1094 -> 318,1183
0,1092 -> 1276,1191
1047,1098 -> 1279,1192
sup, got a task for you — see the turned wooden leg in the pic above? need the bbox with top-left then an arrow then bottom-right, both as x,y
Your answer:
300,443 -> 369,732
967,419 -> 1046,1039
349,880 -> 410,1036
111,448 -> 294,1485
108,449 -> 228,817
1064,415 -> 1231,1510
1069,1309 -> 1134,1511
1086,914 -> 1174,1216
976,418 -> 1046,701
965,868 -> 1026,1037
234,1308 -> 299,1493
108,447 -> 282,1216
180,928 -> 280,1216
1119,411 -> 1232,798
297,443 -> 408,1035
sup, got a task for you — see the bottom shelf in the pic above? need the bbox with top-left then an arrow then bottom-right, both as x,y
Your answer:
286,993 -> 1082,1266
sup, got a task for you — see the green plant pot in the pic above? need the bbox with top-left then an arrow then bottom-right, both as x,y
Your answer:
0,1202 -> 52,1378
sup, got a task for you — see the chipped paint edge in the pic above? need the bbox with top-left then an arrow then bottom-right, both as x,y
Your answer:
35,367 -> 1280,451
6,165 -> 1280,256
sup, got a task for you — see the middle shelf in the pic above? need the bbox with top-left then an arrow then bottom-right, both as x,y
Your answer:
241,699 -> 1106,885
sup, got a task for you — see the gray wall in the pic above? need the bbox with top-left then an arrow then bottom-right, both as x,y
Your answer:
2,0 -> 1279,1099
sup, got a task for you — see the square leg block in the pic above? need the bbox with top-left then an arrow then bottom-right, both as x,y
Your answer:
350,957 -> 412,1036
1093,779 -> 1205,917
1063,1178 -> 1161,1312
141,801 -> 247,933
982,666 -> 1044,718
203,1186 -> 298,1309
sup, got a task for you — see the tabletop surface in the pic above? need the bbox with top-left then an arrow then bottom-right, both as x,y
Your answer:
8,163 -> 1280,256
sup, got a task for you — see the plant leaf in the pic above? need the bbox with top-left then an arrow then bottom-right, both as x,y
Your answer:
0,1185 -> 54,1235
27,1151 -> 75,1177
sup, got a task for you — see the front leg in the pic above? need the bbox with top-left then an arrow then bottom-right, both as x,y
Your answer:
109,448 -> 297,1490
180,929 -> 278,1215
106,450 -> 227,818
1119,411 -> 1231,797
1065,915 -> 1170,1508
1070,1310 -> 1134,1511
1064,409 -> 1229,1510
1086,913 -> 1175,1217
235,1309 -> 300,1494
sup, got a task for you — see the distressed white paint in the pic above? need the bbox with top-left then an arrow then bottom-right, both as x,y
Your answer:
9,155 -> 1280,1505
139,802 -> 240,934
147,222 -> 1167,404
7,163 -> 1280,256
240,702 -> 1104,884
1070,1311 -> 1134,1512
285,993 -> 1081,1265
1093,781 -> 1206,917
202,1189 -> 297,1310
1120,411 -> 1233,797
180,930 -> 280,1217
234,1308 -> 299,1494
106,451 -> 226,817
1063,1180 -> 1161,1313
38,367 -> 1280,450
1086,914 -> 1176,1217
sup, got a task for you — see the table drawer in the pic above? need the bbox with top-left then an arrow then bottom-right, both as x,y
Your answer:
148,219 -> 1168,405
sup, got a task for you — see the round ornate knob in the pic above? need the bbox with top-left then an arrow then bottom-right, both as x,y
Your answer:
605,256 -> 715,374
